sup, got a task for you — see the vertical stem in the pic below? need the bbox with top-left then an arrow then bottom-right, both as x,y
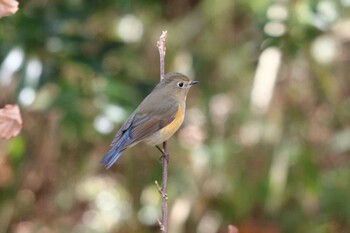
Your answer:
161,141 -> 168,232
156,30 -> 168,233
157,31 -> 167,81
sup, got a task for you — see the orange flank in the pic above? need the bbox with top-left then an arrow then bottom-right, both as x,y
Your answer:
145,104 -> 184,146
160,104 -> 184,139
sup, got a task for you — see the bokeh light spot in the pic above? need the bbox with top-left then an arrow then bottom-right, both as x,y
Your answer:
116,14 -> 143,43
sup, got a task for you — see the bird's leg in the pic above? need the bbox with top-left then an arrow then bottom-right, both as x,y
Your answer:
156,145 -> 163,154
156,145 -> 169,163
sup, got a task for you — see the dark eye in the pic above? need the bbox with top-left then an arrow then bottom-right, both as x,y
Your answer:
177,82 -> 184,88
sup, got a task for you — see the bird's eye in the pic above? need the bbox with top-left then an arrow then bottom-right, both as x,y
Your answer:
177,82 -> 184,88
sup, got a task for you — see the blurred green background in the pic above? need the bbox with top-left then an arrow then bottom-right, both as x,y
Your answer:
1,0 -> 350,232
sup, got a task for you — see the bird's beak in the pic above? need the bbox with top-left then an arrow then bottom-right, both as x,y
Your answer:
190,80 -> 199,85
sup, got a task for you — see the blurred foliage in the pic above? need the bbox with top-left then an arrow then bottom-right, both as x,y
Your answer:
1,0 -> 350,232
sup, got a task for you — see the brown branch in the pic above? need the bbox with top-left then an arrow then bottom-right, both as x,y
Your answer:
156,30 -> 169,233
157,31 -> 167,81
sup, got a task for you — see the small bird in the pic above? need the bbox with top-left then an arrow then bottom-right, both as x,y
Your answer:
101,72 -> 198,169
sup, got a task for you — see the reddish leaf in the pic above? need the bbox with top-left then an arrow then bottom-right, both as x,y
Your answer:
0,104 -> 22,140
228,225 -> 239,233
0,0 -> 18,18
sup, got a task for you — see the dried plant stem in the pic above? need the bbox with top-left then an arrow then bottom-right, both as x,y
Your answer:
155,143 -> 169,233
156,30 -> 168,233
157,31 -> 167,81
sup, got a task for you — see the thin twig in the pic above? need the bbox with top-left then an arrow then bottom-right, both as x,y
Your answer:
157,31 -> 167,81
156,30 -> 169,233
155,180 -> 166,232
157,218 -> 165,232
160,141 -> 169,232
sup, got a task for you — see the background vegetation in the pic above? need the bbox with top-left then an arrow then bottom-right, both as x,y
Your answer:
1,0 -> 350,232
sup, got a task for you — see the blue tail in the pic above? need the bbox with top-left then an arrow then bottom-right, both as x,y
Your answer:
101,131 -> 130,169
101,147 -> 123,169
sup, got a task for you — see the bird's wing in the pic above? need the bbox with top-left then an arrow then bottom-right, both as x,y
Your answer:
110,112 -> 135,147
110,99 -> 179,150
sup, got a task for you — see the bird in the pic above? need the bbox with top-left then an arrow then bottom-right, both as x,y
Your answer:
101,72 -> 198,169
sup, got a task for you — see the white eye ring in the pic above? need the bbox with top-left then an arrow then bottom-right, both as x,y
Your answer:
177,82 -> 184,88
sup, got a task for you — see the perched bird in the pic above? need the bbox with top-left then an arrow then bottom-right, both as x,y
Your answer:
101,72 -> 198,169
